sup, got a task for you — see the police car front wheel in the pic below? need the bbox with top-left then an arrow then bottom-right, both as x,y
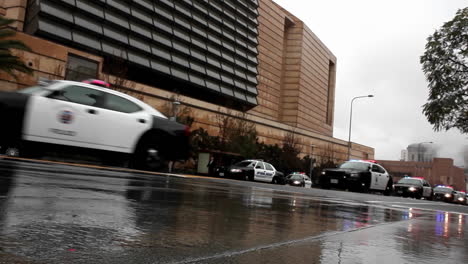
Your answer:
133,143 -> 167,171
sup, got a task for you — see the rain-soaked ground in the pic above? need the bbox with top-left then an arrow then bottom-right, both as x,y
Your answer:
0,159 -> 467,264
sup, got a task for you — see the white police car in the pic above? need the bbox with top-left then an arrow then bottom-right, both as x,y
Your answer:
320,160 -> 393,195
226,160 -> 285,184
0,79 -> 190,170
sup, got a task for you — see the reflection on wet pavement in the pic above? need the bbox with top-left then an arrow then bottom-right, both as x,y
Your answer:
0,160 -> 467,263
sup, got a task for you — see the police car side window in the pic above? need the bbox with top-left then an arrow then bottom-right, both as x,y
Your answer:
49,86 -> 104,107
104,93 -> 142,113
264,163 -> 274,171
256,162 -> 265,169
377,165 -> 386,174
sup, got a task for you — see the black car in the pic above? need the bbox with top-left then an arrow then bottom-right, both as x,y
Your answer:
225,160 -> 285,184
433,185 -> 456,203
320,160 -> 393,194
286,174 -> 307,187
393,177 -> 433,199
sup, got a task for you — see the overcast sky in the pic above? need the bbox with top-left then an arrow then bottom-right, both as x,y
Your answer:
274,0 -> 468,166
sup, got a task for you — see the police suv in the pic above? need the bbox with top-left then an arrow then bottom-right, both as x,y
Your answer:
226,160 -> 285,184
393,177 -> 433,199
0,80 -> 190,170
320,160 -> 393,194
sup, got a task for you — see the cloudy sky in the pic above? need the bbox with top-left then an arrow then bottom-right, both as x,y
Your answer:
274,0 -> 468,166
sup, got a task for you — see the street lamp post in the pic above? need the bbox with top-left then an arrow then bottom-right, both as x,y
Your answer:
347,95 -> 374,160
170,100 -> 181,121
309,144 -> 315,178
417,141 -> 433,162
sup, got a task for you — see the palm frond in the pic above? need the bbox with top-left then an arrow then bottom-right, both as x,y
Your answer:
0,15 -> 33,78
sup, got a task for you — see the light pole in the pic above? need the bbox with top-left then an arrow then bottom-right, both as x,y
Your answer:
417,141 -> 433,162
309,144 -> 315,178
347,95 -> 374,160
170,100 -> 181,121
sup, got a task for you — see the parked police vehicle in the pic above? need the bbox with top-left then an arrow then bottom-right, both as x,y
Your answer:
320,160 -> 393,194
286,173 -> 312,188
433,185 -> 456,203
0,80 -> 190,170
226,160 -> 285,184
393,177 -> 433,199
454,191 -> 466,205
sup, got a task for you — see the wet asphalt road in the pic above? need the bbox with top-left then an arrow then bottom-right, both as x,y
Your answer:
0,159 -> 467,264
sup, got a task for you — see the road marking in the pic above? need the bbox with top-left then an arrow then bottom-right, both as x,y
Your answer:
169,220 -> 413,264
367,200 -> 441,205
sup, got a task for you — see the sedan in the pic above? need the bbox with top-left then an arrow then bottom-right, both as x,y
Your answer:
286,173 -> 312,188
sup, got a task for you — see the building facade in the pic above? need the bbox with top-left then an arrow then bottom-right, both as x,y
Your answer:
378,158 -> 466,191
0,0 -> 374,162
406,143 -> 436,162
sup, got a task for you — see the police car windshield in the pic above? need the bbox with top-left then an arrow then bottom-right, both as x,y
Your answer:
434,187 -> 453,193
234,161 -> 255,167
288,175 -> 303,180
397,179 -> 422,185
339,162 -> 370,171
17,86 -> 45,95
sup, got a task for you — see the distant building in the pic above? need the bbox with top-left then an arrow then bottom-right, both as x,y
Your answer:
407,143 -> 436,162
377,158 -> 465,191
400,149 -> 408,161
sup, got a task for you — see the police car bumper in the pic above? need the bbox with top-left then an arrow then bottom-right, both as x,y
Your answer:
325,176 -> 363,189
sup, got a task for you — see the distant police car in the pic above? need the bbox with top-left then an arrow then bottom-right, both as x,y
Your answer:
393,177 -> 433,199
0,80 -> 190,170
433,185 -> 456,203
320,160 -> 393,194
226,160 -> 284,184
454,191 -> 466,205
286,173 -> 312,188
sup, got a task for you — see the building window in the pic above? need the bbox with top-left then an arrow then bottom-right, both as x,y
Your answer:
65,54 -> 99,81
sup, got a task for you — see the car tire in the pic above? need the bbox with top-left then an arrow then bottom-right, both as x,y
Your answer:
383,181 -> 393,196
428,192 -> 434,201
415,192 -> 422,200
132,141 -> 167,171
272,177 -> 278,184
361,183 -> 369,193
5,147 -> 20,157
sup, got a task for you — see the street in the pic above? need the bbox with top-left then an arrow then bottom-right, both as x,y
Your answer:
0,158 -> 467,264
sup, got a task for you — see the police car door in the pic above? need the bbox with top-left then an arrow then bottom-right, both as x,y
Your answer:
370,164 -> 385,190
97,92 -> 151,153
422,180 -> 432,197
23,85 -> 104,149
264,163 -> 275,182
377,165 -> 390,190
254,162 -> 267,182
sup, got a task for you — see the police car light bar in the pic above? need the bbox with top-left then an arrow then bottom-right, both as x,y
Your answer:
82,79 -> 111,88
348,159 -> 378,163
436,185 -> 454,189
